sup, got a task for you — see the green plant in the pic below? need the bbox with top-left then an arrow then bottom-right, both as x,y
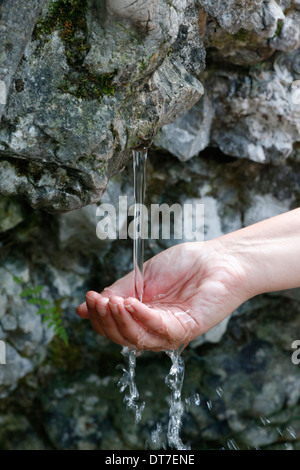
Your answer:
13,276 -> 69,346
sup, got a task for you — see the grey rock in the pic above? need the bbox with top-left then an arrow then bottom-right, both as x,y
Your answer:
243,194 -> 293,226
170,3 -> 206,77
0,343 -> 33,397
0,0 -> 204,213
157,49 -> 300,163
0,0 -> 46,120
271,10 -> 300,52
154,95 -> 213,161
201,4 -> 300,66
202,20 -> 276,67
198,0 -> 284,36
1,314 -> 17,332
0,196 -> 24,233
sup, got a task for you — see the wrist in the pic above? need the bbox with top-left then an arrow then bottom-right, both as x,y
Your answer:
216,235 -> 265,300
216,208 -> 300,299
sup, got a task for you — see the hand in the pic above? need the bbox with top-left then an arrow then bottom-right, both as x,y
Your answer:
77,240 -> 249,352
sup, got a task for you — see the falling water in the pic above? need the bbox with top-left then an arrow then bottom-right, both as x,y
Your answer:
165,348 -> 190,450
117,346 -> 145,424
118,149 -> 147,424
132,148 -> 147,302
118,148 -> 188,448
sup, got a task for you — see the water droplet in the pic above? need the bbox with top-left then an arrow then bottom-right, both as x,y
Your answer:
227,439 -> 239,450
277,427 -> 283,437
193,394 -> 200,406
260,416 -> 271,426
151,423 -> 163,446
207,400 -> 212,411
286,426 -> 297,440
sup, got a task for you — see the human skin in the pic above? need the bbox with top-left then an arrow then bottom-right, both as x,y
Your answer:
77,208 -> 300,352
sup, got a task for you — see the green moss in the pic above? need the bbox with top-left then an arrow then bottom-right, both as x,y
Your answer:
34,0 -> 88,41
35,0 -> 116,101
34,0 -> 88,65
58,68 -> 115,101
232,29 -> 251,42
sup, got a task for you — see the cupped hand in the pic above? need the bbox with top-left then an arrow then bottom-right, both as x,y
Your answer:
76,241 -> 249,352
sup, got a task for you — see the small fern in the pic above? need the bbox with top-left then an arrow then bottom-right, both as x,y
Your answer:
13,276 -> 69,346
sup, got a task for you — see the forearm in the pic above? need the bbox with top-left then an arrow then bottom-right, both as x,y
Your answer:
218,208 -> 300,299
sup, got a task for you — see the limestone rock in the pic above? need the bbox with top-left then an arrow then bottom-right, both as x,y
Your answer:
0,0 -> 46,121
0,0 -> 204,213
197,0 -> 284,36
157,49 -> 300,163
0,197 -> 24,233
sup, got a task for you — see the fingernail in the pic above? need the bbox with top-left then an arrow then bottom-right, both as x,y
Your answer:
125,304 -> 134,313
96,304 -> 106,317
109,301 -> 119,315
78,302 -> 86,308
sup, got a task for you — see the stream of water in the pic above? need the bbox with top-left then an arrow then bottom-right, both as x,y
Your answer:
117,149 -> 147,425
118,149 -> 188,449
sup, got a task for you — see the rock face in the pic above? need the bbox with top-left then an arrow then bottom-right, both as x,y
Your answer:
0,0 -> 204,213
1,0 -> 300,452
156,1 -> 300,164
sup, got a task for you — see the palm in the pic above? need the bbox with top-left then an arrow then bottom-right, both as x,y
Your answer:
77,242 -> 247,351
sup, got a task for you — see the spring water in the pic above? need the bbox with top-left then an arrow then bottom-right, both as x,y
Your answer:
118,149 -> 188,449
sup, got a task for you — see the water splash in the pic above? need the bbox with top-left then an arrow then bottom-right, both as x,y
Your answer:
165,348 -> 190,450
227,439 -> 240,450
185,393 -> 201,407
117,347 -> 145,424
151,422 -> 164,449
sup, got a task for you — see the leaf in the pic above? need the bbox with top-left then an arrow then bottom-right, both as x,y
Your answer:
20,287 -> 34,297
46,306 -> 57,314
58,328 -> 69,346
33,285 -> 43,295
37,307 -> 47,315
13,276 -> 22,284
40,299 -> 50,307
28,298 -> 42,305
42,315 -> 51,323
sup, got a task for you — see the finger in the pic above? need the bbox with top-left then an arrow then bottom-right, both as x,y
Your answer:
76,301 -> 89,319
86,291 -> 106,337
125,298 -> 192,348
108,295 -> 152,349
94,295 -> 134,348
124,297 -> 168,337
110,296 -> 175,351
